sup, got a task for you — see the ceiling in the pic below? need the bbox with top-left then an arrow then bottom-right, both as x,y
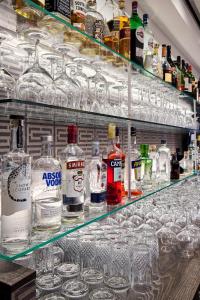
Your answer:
185,0 -> 200,28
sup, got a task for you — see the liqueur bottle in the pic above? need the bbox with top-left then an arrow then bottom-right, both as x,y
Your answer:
71,0 -> 87,31
143,14 -> 154,71
60,125 -> 85,224
124,127 -> 142,197
166,45 -> 177,87
162,44 -> 172,83
103,123 -> 122,207
149,145 -> 158,183
115,127 -> 126,197
130,1 -> 144,66
170,153 -> 180,180
157,140 -> 171,184
140,144 -> 152,190
187,65 -> 196,94
32,135 -> 62,232
87,141 -> 107,212
175,56 -> 185,91
1,115 -> 31,253
151,43 -> 162,77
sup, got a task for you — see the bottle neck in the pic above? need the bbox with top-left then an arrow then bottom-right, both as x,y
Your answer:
131,135 -> 137,147
10,125 -> 24,152
41,143 -> 53,157
116,136 -> 120,148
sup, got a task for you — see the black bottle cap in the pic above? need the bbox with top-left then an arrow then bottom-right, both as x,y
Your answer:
161,139 -> 166,144
143,14 -> 148,25
131,127 -> 136,136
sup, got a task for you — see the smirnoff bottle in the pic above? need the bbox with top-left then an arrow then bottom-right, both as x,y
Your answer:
1,115 -> 31,253
60,125 -> 85,224
87,141 -> 107,212
103,123 -> 122,207
32,136 -> 62,233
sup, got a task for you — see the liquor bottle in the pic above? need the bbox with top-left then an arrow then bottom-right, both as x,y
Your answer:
151,43 -> 162,77
130,1 -> 144,66
180,151 -> 193,174
188,132 -> 196,170
182,59 -> 189,92
32,135 -> 62,232
14,0 -> 71,22
60,125 -> 85,224
170,153 -> 180,180
85,0 -> 106,41
166,45 -> 177,87
1,115 -> 31,252
143,14 -> 154,71
115,127 -> 126,197
103,123 -> 122,207
187,65 -> 195,94
149,145 -> 158,183
198,77 -> 200,102
175,56 -> 185,91
87,141 -> 107,212
140,144 -> 152,190
71,0 -> 87,31
162,44 -> 172,83
124,127 -> 142,197
157,140 -> 171,183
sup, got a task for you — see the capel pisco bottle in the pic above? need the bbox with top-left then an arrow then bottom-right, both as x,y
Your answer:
60,125 -> 85,224
130,1 -> 144,66
1,115 -> 31,253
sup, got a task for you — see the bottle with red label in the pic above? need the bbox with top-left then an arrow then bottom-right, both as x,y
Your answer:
103,123 -> 122,207
60,124 -> 85,224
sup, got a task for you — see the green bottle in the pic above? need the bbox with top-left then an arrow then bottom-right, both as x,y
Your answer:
140,144 -> 152,190
130,1 -> 144,66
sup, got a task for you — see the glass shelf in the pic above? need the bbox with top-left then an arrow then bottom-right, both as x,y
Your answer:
24,0 -> 196,104
0,99 -> 196,131
0,173 -> 195,261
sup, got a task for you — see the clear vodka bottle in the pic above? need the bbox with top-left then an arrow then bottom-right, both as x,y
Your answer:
149,144 -> 158,184
157,140 -> 171,183
32,135 -> 62,233
60,125 -> 85,224
1,115 -> 31,254
87,141 -> 107,212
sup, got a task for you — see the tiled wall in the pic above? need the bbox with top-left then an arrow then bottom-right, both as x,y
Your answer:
0,117 -> 184,159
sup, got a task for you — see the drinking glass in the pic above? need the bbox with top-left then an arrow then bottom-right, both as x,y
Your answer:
89,287 -> 120,300
39,293 -> 65,300
61,279 -> 89,300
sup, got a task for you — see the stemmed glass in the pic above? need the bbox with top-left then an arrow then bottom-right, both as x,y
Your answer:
0,30 -> 15,99
16,29 -> 53,102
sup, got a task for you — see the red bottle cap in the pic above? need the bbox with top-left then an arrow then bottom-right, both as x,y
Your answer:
68,125 -> 78,144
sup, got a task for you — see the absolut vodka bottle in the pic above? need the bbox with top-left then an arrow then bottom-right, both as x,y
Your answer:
1,115 -> 31,253
32,135 -> 62,233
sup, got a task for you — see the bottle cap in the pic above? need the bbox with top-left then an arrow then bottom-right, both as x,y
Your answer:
68,125 -> 78,144
132,1 -> 138,11
119,0 -> 125,10
131,127 -> 136,136
116,126 -> 120,137
108,123 -> 116,139
161,140 -> 166,144
92,141 -> 100,156
143,13 -> 148,25
149,144 -> 157,152
41,135 -> 53,143
140,144 -> 149,156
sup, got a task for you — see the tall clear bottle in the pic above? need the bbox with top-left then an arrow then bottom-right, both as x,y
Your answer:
140,144 -> 152,190
60,125 -> 85,224
32,136 -> 62,233
87,141 -> 107,213
157,140 -> 171,184
1,115 -> 31,253
103,123 -> 122,207
124,127 -> 142,197
143,14 -> 154,71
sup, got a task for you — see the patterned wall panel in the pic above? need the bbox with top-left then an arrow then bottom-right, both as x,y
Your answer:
0,118 -> 185,160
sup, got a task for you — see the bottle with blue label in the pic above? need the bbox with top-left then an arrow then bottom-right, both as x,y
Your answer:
87,141 -> 107,213
32,135 -> 62,232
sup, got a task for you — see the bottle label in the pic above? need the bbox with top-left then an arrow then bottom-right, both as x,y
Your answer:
32,170 -> 61,200
91,191 -> 106,203
45,0 -> 71,20
135,27 -> 144,63
110,159 -> 122,182
132,159 -> 141,180
73,0 -> 86,16
148,37 -> 154,51
165,72 -> 172,83
184,77 -> 189,90
119,27 -> 130,58
37,203 -> 62,221
2,163 -> 31,216
93,20 -> 104,41
136,26 -> 144,44
62,160 -> 85,204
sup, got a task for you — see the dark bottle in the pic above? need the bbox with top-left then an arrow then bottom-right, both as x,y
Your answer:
130,1 -> 144,66
176,148 -> 184,174
166,45 -> 177,87
162,44 -> 172,83
170,153 -> 180,180
175,56 -> 185,91
187,65 -> 196,94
